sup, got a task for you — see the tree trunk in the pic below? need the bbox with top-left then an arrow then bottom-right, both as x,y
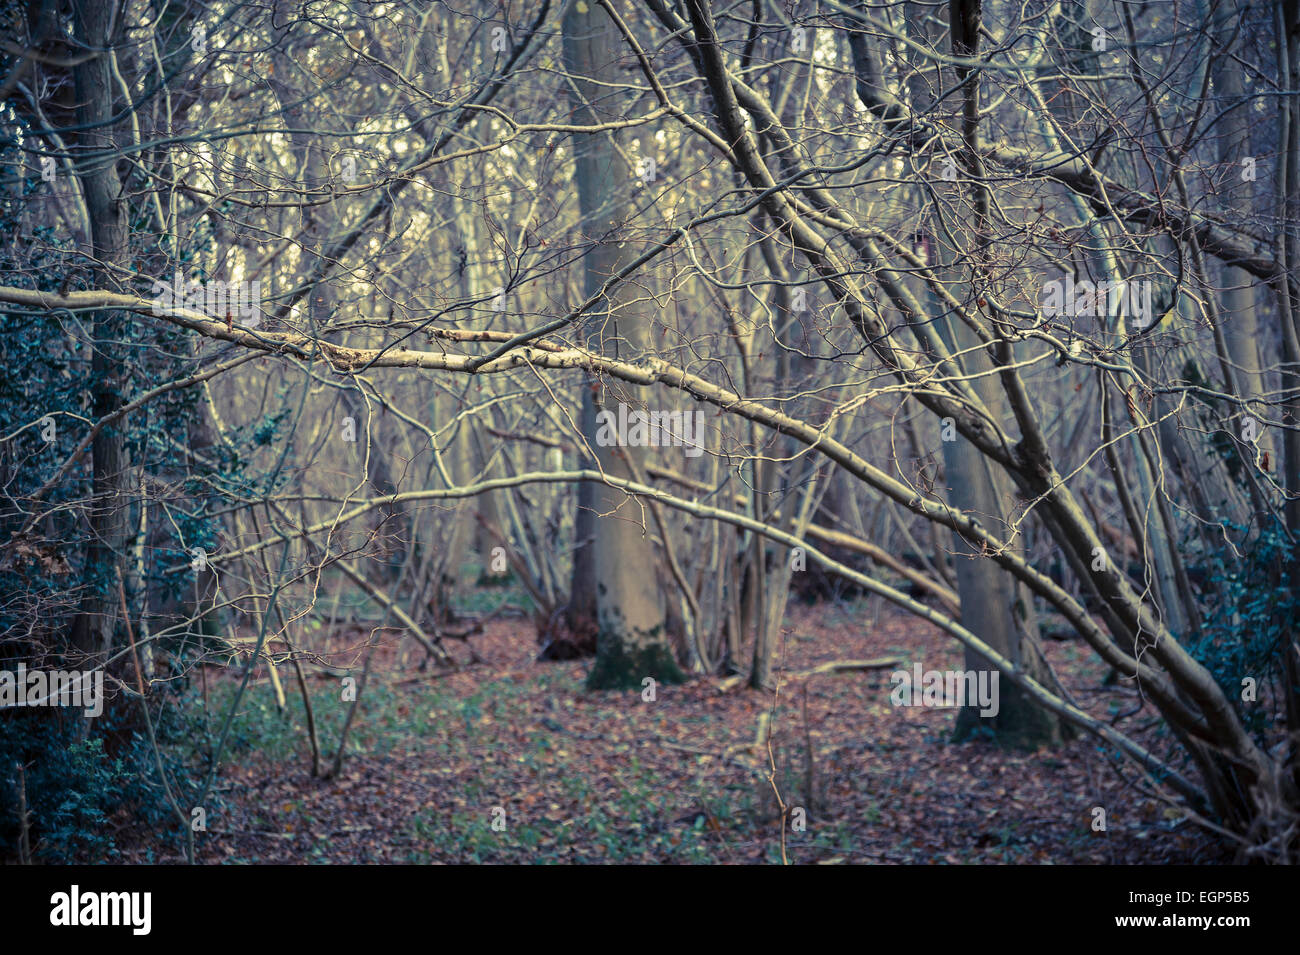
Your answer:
68,2 -> 132,667
1216,3 -> 1273,502
911,0 -> 1064,746
563,0 -> 681,689
564,385 -> 600,655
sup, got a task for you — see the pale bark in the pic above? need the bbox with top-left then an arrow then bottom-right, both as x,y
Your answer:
563,0 -> 680,688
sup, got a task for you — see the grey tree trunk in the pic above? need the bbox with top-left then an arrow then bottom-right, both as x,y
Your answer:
68,2 -> 132,667
1216,4 -> 1272,478
563,1 -> 681,689
937,343 -> 1063,747
909,0 -> 1065,746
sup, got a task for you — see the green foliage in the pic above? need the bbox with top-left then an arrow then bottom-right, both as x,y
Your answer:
0,708 -> 184,863
1191,523 -> 1298,742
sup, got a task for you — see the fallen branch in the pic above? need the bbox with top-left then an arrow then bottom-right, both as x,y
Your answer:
790,657 -> 902,680
335,561 -> 453,667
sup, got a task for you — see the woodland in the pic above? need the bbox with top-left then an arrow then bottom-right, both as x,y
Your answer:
0,0 -> 1297,866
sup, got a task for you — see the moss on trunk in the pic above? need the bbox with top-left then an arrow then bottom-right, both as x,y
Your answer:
586,634 -> 684,690
952,679 -> 1073,750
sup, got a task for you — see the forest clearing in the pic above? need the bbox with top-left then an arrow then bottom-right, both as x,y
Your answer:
102,601 -> 1222,865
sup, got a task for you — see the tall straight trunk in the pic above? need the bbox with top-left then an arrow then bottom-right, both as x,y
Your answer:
1285,0 -> 1300,541
563,1 -> 681,689
1216,3 -> 1273,506
908,0 -> 1064,745
273,52 -> 416,584
1218,72 -> 1266,401
68,2 -> 132,666
449,134 -> 507,573
437,184 -> 480,607
1275,0 -> 1300,780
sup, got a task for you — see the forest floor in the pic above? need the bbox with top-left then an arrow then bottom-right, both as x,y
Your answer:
121,597 -> 1231,864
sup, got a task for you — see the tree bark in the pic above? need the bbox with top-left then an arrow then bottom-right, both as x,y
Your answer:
563,0 -> 681,688
68,1 -> 132,667
912,0 -> 1064,745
